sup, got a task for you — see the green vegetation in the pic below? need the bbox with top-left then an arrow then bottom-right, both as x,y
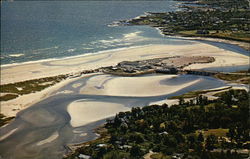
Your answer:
0,75 -> 67,101
120,0 -> 250,43
0,94 -> 19,101
214,73 -> 250,84
195,128 -> 229,138
151,153 -> 171,159
178,30 -> 250,42
169,86 -> 232,99
66,89 -> 249,159
0,113 -> 14,127
194,0 -> 249,9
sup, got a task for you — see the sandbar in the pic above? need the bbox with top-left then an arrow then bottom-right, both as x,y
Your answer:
68,100 -> 130,127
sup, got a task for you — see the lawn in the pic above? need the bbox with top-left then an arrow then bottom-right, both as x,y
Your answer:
196,128 -> 229,138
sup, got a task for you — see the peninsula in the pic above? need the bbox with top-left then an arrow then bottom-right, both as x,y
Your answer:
112,0 -> 250,50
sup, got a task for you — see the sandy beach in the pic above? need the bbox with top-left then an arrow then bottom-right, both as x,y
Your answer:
1,42 -> 248,85
0,42 -> 249,117
0,41 -> 247,159
66,74 -> 202,127
80,74 -> 200,97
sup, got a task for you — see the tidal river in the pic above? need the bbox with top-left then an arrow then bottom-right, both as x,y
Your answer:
0,72 -> 234,159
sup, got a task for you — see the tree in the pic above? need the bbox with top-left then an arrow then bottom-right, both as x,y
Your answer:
130,145 -> 143,158
103,151 -> 130,159
198,132 -> 204,143
205,135 -> 217,150
129,133 -> 144,144
227,127 -> 236,142
178,97 -> 185,105
187,135 -> 196,149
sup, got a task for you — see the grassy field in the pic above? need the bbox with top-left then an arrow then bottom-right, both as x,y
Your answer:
196,128 -> 229,138
151,153 -> 171,159
178,30 -> 250,42
0,94 -> 19,101
0,75 -> 67,101
214,73 -> 250,84
169,86 -> 232,99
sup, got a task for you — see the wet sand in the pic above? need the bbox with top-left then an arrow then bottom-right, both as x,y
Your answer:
0,73 -> 230,159
1,41 -> 248,117
0,40 -> 249,159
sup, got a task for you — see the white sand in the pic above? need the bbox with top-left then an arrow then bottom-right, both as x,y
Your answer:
36,131 -> 59,146
66,74 -> 201,127
1,42 -> 248,117
80,74 -> 201,97
68,100 -> 130,127
149,99 -> 179,106
1,43 -> 248,85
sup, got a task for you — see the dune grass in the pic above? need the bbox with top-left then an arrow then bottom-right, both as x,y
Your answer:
0,75 -> 67,101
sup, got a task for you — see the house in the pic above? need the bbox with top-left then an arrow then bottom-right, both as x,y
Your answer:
172,153 -> 184,159
79,154 -> 91,159
97,143 -> 107,147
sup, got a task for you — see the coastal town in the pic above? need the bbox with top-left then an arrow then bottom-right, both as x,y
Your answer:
113,0 -> 250,50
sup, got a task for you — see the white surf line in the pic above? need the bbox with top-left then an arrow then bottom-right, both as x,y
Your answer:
0,128 -> 18,141
36,131 -> 59,146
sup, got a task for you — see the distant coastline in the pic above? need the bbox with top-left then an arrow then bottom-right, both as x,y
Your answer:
112,0 -> 250,50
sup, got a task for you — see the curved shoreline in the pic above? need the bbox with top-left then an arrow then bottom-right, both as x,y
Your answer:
1,42 -> 249,85
1,45 -> 148,69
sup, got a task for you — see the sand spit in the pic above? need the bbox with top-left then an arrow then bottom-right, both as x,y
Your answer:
1,42 -> 248,117
1,43 -> 248,85
36,131 -> 59,146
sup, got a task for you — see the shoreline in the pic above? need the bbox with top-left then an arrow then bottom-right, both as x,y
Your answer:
0,76 -> 81,117
2,33 -> 249,70
1,45 -> 147,69
170,35 -> 250,51
154,26 -> 250,51
0,42 -> 249,118
1,42 -> 248,85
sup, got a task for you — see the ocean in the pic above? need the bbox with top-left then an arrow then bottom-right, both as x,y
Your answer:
1,0 -> 193,66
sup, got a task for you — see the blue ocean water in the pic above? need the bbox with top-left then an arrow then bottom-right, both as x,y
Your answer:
1,1 -> 193,66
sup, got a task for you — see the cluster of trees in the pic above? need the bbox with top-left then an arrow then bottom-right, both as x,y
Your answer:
196,0 -> 250,10
68,89 -> 249,159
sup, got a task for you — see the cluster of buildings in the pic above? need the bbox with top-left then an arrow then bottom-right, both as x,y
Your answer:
102,56 -> 215,76
103,57 -> 179,75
